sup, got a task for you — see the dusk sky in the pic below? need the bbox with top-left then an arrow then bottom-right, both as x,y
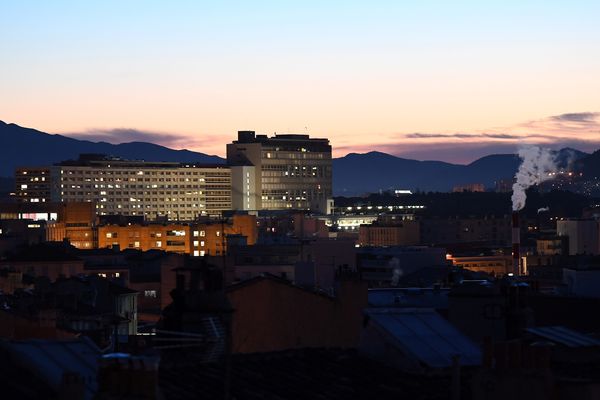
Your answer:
2,1 -> 600,163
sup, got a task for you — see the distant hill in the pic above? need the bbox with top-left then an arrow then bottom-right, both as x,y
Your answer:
578,149 -> 600,178
332,148 -> 590,195
1,120 -> 595,196
0,120 -> 224,177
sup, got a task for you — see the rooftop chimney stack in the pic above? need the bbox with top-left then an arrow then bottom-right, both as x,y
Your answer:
512,211 -> 520,275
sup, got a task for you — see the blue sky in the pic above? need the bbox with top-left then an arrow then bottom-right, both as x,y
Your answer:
2,1 -> 600,162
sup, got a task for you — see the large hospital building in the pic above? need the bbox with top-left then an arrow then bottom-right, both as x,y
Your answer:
15,131 -> 333,218
16,155 -> 232,220
227,131 -> 332,213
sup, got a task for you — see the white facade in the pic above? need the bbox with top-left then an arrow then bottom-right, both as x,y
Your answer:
231,165 -> 257,211
227,132 -> 333,212
50,161 -> 232,220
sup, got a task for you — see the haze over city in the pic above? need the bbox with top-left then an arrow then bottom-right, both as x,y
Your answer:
2,1 -> 600,163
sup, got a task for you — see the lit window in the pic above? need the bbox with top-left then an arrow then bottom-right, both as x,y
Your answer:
200,231 -> 205,237
193,231 -> 199,237
193,250 -> 199,257
144,290 -> 157,298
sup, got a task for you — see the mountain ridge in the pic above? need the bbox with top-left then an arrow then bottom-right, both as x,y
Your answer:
0,120 -> 225,175
1,120 -> 596,195
332,147 -> 591,195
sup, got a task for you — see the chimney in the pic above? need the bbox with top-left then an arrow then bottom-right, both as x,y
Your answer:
512,211 -> 520,275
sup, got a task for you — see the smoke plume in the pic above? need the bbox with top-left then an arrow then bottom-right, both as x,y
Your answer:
511,146 -> 557,211
389,257 -> 402,286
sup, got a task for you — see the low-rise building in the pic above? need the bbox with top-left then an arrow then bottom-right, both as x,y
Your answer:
447,254 -> 512,276
536,235 -> 568,256
557,219 -> 600,255
357,246 -> 447,287
0,242 -> 85,281
0,201 -> 97,250
97,213 -> 258,256
358,220 -> 420,247
452,183 -> 485,193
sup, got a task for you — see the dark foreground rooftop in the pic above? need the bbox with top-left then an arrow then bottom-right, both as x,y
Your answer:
159,348 -> 458,400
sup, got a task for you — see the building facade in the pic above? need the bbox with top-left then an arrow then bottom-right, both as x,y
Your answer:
358,220 -> 421,247
557,219 -> 600,255
447,254 -> 512,276
16,155 -> 233,220
0,202 -> 97,250
15,167 -> 52,203
227,131 -> 332,213
97,214 -> 258,256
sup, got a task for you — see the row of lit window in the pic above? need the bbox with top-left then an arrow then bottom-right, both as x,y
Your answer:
63,169 -> 223,176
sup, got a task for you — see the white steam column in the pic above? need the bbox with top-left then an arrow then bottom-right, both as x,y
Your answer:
511,145 -> 557,276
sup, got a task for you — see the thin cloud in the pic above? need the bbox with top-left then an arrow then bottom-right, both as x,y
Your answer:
404,132 -> 555,140
335,111 -> 600,163
72,129 -> 176,144
551,112 -> 600,123
68,128 -> 222,150
514,112 -> 600,137
336,139 -> 600,164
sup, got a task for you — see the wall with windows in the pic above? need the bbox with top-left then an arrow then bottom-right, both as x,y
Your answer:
97,214 -> 257,257
18,162 -> 233,220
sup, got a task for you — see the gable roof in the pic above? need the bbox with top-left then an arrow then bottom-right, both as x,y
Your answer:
0,337 -> 101,399
227,273 -> 334,300
526,326 -> 600,348
366,308 -> 481,368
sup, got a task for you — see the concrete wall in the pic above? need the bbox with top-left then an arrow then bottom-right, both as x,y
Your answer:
557,219 -> 600,255
227,278 -> 367,353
